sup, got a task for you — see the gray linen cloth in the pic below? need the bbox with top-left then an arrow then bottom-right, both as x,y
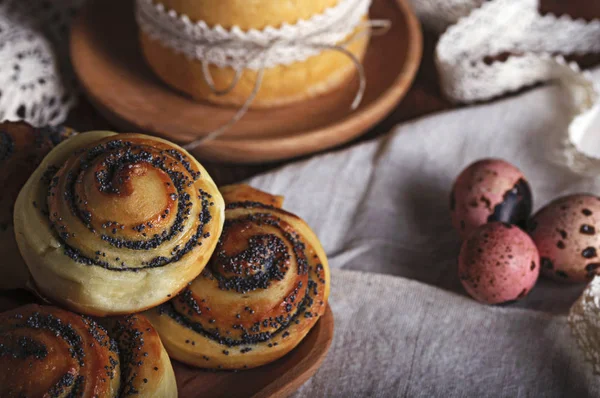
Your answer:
246,76 -> 600,397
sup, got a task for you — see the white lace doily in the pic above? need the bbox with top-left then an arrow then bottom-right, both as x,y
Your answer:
135,0 -> 371,70
570,276 -> 600,374
0,0 -> 83,127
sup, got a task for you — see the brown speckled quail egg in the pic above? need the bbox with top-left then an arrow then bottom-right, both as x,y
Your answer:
451,159 -> 533,239
528,194 -> 600,283
459,222 -> 540,304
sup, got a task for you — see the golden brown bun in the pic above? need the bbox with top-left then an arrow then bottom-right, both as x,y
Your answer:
140,0 -> 370,108
102,314 -> 178,397
14,131 -> 224,316
145,184 -> 330,369
0,122 -> 76,290
0,304 -> 121,397
0,304 -> 177,397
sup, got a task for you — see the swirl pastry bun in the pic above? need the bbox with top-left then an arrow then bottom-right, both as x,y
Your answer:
102,314 -> 178,397
0,121 -> 76,290
145,184 -> 330,369
14,131 -> 224,315
139,0 -> 369,108
0,304 -> 177,397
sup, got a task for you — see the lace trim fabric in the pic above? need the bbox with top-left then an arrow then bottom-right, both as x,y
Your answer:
423,0 -> 600,173
135,0 -> 371,70
0,0 -> 83,127
434,0 -> 600,103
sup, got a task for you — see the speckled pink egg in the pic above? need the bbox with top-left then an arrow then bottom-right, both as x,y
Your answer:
528,194 -> 600,283
451,159 -> 532,239
458,222 -> 540,304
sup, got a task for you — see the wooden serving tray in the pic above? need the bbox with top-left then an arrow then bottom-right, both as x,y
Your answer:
70,0 -> 422,163
0,292 -> 334,398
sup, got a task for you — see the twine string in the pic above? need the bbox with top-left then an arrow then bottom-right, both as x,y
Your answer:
183,19 -> 391,151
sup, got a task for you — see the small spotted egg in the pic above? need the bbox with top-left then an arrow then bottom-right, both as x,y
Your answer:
451,159 -> 532,239
528,194 -> 600,283
458,222 -> 540,304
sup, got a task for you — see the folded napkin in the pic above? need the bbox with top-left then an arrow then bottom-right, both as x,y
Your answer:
247,70 -> 600,396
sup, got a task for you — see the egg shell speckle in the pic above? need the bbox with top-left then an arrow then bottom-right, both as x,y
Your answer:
528,194 -> 600,283
451,159 -> 532,239
458,222 -> 540,304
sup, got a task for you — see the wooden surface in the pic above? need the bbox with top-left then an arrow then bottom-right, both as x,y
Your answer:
70,0 -> 422,163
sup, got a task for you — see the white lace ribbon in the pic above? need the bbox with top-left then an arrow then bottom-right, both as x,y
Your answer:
434,0 -> 600,103
417,0 -> 600,173
136,0 -> 372,70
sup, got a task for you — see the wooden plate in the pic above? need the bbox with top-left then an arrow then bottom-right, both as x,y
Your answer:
0,291 -> 334,398
71,0 -> 422,163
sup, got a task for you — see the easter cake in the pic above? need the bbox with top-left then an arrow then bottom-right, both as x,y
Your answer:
136,0 -> 372,108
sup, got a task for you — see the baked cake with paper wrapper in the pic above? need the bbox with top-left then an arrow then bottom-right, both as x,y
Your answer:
137,0 -> 372,108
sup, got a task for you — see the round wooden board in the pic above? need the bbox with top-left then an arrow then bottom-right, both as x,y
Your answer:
0,290 -> 334,398
71,0 -> 422,163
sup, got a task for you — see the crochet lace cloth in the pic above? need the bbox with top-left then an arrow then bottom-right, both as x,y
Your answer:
570,277 -> 600,374
0,0 -> 83,126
